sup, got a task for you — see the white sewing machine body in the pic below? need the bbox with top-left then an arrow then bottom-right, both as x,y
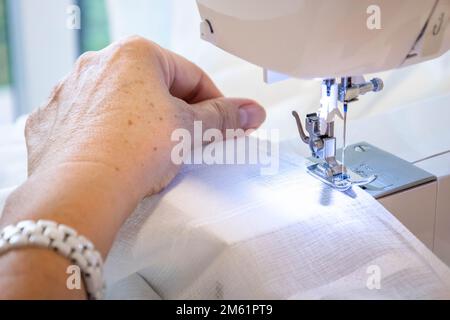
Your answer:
196,0 -> 450,265
197,0 -> 450,79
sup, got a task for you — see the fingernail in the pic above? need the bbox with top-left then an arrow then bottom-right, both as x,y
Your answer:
239,104 -> 266,129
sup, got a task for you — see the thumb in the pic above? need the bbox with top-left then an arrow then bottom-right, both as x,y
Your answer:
191,98 -> 266,134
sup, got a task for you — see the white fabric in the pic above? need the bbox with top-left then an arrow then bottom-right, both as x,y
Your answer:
1,1 -> 450,299
103,140 -> 450,299
1,124 -> 450,299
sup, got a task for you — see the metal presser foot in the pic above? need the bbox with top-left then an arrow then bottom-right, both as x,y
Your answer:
292,111 -> 376,192
306,162 -> 377,192
291,77 -> 382,192
306,163 -> 353,192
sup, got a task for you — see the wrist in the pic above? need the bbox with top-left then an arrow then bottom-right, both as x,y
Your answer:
0,248 -> 86,299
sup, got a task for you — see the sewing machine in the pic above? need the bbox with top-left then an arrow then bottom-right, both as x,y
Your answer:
196,0 -> 450,264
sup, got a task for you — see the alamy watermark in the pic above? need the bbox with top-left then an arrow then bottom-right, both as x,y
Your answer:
171,121 -> 280,175
66,4 -> 81,30
366,265 -> 382,290
66,265 -> 82,291
367,5 -> 382,30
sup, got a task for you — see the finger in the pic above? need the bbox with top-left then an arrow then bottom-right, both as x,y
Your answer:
191,98 -> 266,134
161,47 -> 223,104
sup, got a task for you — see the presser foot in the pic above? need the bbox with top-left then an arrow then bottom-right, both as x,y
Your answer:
307,163 -> 377,192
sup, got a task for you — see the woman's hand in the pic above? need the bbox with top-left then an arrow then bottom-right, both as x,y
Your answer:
26,36 -> 266,203
0,36 -> 265,299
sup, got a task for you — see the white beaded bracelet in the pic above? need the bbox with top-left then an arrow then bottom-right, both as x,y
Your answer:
0,220 -> 104,299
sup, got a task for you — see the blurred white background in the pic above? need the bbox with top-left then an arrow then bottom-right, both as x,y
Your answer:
1,0 -> 450,139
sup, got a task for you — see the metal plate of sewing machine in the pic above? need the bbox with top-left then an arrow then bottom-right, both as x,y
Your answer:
336,142 -> 437,199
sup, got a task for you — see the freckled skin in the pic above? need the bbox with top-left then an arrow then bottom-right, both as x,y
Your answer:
24,36 -> 266,200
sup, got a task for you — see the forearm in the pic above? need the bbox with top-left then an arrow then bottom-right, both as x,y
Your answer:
0,163 -> 140,299
0,35 -> 266,300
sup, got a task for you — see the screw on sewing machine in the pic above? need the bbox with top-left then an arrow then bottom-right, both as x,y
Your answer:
339,77 -> 384,103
